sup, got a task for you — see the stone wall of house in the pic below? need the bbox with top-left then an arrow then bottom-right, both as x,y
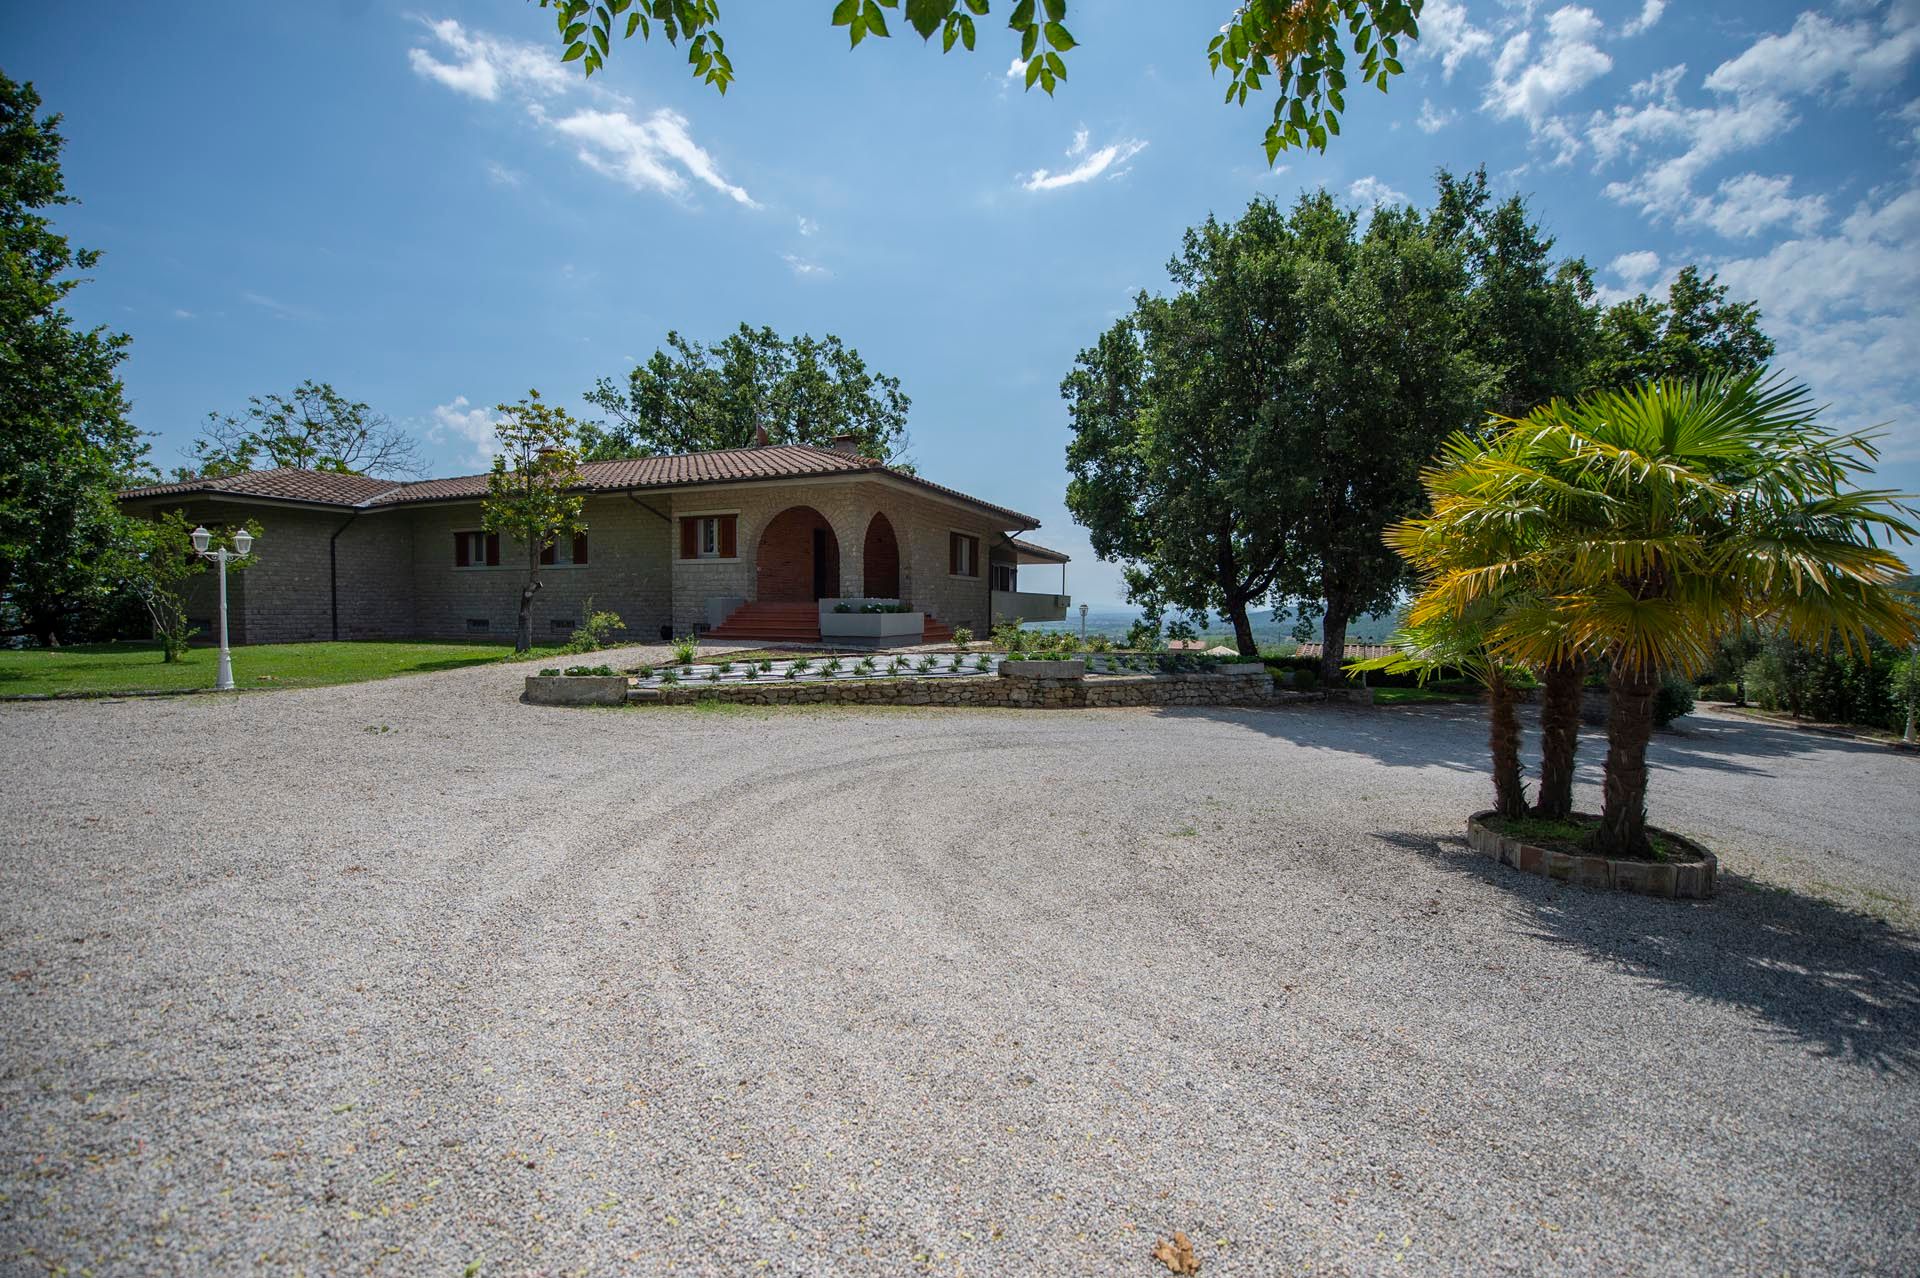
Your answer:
625,671 -> 1281,709
663,477 -> 1014,636
406,494 -> 674,642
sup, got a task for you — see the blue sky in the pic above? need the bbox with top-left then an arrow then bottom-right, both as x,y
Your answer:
7,0 -> 1918,604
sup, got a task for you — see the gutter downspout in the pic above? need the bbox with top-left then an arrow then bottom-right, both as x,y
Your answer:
329,513 -> 358,641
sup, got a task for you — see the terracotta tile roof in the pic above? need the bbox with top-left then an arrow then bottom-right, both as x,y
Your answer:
119,445 -> 1040,527
1010,536 -> 1070,564
118,467 -> 404,505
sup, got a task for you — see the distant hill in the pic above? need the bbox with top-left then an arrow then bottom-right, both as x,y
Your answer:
1022,604 -> 1399,649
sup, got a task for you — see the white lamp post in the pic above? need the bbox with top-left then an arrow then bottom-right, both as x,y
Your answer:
1079,601 -> 1089,646
190,526 -> 257,691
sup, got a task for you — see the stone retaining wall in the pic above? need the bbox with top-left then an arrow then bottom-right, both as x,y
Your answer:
624,671 -> 1283,710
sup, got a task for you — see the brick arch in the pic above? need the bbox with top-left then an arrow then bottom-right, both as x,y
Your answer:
756,505 -> 841,602
862,512 -> 901,598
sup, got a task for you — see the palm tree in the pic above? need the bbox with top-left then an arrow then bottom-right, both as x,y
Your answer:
1403,372 -> 1918,858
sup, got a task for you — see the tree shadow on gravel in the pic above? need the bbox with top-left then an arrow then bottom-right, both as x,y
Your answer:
1376,828 -> 1920,1076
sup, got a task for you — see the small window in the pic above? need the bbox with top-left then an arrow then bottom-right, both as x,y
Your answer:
550,618 -> 575,632
991,563 -> 1015,592
540,534 -> 589,567
454,530 -> 498,568
949,532 -> 979,578
679,514 -> 737,560
465,617 -> 490,632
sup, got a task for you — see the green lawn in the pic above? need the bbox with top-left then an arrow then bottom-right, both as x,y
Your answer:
1372,683 -> 1484,705
0,640 -> 566,697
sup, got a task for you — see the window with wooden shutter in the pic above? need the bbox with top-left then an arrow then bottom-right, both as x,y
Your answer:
949,532 -> 978,578
540,542 -> 555,566
454,531 -> 471,567
573,533 -> 589,565
680,518 -> 698,559
485,533 -> 500,566
718,515 -> 736,559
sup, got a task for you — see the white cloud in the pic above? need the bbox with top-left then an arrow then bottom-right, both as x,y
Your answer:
409,17 -> 753,210
407,18 -> 573,102
486,161 -> 523,187
782,254 -> 829,279
1609,249 -> 1663,285
172,308 -> 195,320
797,216 -> 819,236
1620,0 -> 1665,38
428,396 -> 502,467
1713,184 -> 1920,460
1705,10 -> 1920,100
1486,6 -> 1613,127
1348,175 -> 1410,208
1587,65 -> 1797,223
1007,57 -> 1028,79
1417,98 -> 1458,133
1418,0 -> 1494,79
241,291 -> 314,321
1022,133 -> 1148,192
550,107 -> 757,207
1683,172 -> 1828,239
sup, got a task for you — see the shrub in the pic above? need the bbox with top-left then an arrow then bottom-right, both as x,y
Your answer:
1292,668 -> 1320,690
791,658 -> 812,674
660,669 -> 680,685
1653,672 -> 1696,727
539,668 -> 560,677
1696,682 -> 1738,702
1086,634 -> 1112,653
717,660 -> 734,674
635,664 -> 654,679
744,664 -> 760,680
991,621 -> 1027,653
563,598 -> 624,654
672,637 -> 698,667
952,626 -> 974,647
833,603 -> 853,613
759,658 -> 773,672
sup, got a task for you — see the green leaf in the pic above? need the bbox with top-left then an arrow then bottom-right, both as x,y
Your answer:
1043,0 -> 1064,19
563,41 -> 588,61
849,14 -> 868,45
1043,21 -> 1074,50
1024,54 -> 1042,88
965,0 -> 988,13
1020,24 -> 1038,58
1045,50 -> 1065,78
943,20 -> 958,50
1009,0 -> 1034,30
862,0 -> 891,37
832,0 -> 859,24
960,13 -> 975,48
563,21 -> 588,41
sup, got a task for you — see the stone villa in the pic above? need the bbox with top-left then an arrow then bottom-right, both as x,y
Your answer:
117,437 -> 1072,646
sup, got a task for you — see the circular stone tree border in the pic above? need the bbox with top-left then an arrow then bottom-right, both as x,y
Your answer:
1466,811 -> 1717,900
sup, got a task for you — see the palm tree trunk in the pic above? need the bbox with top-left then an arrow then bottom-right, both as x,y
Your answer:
1487,670 -> 1528,819
1532,657 -> 1586,819
1591,664 -> 1657,858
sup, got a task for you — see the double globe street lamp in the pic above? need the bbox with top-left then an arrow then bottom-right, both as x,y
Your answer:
189,525 -> 258,691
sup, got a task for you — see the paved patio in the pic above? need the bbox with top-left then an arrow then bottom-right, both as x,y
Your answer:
1,657 -> 1915,1275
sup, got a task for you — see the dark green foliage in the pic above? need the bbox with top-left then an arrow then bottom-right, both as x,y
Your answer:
1586,266 -> 1774,393
581,325 -> 909,464
0,74 -> 151,646
538,1 -> 1424,159
1652,673 -> 1695,728
1741,632 -> 1914,730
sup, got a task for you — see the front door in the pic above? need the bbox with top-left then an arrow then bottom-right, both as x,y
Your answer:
812,528 -> 830,599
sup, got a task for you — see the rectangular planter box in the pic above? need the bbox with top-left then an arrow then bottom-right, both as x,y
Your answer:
1000,659 -> 1088,679
524,675 -> 630,706
819,610 -> 926,644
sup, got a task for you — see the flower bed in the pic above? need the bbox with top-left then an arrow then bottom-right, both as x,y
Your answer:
1466,810 -> 1717,899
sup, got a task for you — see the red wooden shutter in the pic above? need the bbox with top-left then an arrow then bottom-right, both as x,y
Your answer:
680,518 -> 697,559
540,542 -> 555,566
485,532 -> 501,566
949,533 -> 959,575
454,531 -> 470,568
573,533 -> 589,565
718,515 -> 736,559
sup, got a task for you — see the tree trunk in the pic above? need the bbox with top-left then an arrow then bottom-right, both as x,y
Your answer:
1486,671 -> 1528,819
1532,657 -> 1586,820
1225,599 -> 1257,657
1318,606 -> 1349,685
517,545 -> 542,652
1590,665 -> 1657,858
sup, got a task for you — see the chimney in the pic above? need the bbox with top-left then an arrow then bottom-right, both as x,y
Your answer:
753,423 -> 770,448
828,433 -> 860,455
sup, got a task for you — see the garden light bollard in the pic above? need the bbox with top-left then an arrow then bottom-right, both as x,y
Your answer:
190,525 -> 256,691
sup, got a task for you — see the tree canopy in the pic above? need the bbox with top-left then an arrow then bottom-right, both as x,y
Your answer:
1586,265 -> 1774,393
581,324 -> 911,464
483,391 -> 588,652
184,380 -> 423,479
0,72 -> 150,646
533,0 -> 1424,158
1063,190 -> 1482,661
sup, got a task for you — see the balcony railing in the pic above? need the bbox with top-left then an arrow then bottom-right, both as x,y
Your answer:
991,590 -> 1070,624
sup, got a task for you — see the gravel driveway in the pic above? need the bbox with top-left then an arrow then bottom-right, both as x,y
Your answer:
2,654 -> 1917,1276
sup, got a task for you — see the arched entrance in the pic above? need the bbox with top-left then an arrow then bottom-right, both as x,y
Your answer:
863,512 -> 900,598
757,506 -> 841,601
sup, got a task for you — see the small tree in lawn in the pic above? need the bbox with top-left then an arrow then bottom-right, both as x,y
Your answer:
482,391 -> 585,653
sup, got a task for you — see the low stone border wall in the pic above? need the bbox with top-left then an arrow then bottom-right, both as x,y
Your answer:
1465,811 -> 1716,900
625,670 -> 1283,710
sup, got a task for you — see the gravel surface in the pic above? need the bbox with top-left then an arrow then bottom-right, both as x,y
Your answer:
2,653 -> 1917,1276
